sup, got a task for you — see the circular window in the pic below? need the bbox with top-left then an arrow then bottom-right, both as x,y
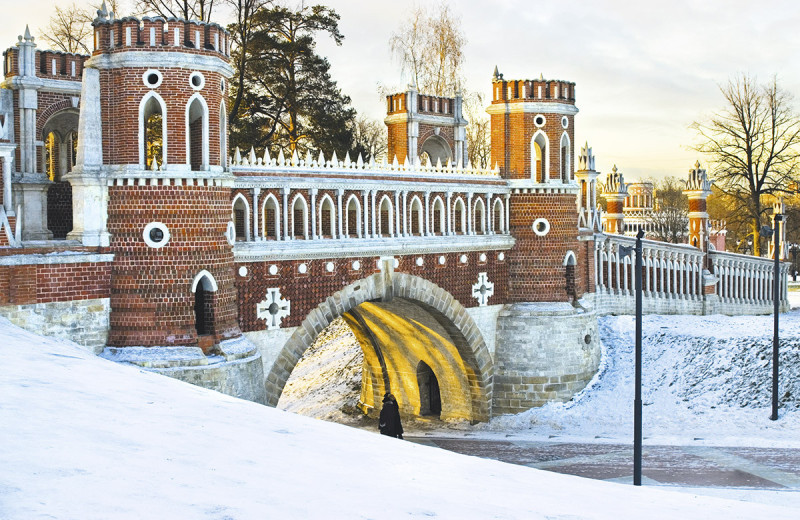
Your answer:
189,71 -> 205,90
460,254 -> 468,264
225,222 -> 236,245
561,116 -> 569,129
479,253 -> 487,262
238,266 -> 248,277
142,69 -> 163,89
268,264 -> 279,276
532,218 -> 551,236
298,263 -> 308,274
326,262 -> 335,273
352,260 -> 361,271
416,257 -> 424,267
498,252 -> 505,261
534,114 -> 546,127
438,255 -> 446,265
143,222 -> 170,248
584,334 -> 592,345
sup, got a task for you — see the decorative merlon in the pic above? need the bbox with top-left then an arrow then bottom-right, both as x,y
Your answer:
685,161 -> 713,194
603,165 -> 627,195
578,141 -> 595,171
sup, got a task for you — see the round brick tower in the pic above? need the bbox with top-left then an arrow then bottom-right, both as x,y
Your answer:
487,69 -> 600,415
68,5 -> 264,402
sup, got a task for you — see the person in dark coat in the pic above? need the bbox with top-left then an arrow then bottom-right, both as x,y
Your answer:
379,393 -> 404,439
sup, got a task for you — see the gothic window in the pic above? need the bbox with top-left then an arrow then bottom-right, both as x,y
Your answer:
186,94 -> 208,171
291,194 -> 308,239
432,196 -> 445,235
379,195 -> 393,237
232,194 -> 250,241
453,197 -> 466,234
262,194 -> 279,240
319,194 -> 336,238
140,92 -> 166,169
346,195 -> 361,238
410,196 -> 423,236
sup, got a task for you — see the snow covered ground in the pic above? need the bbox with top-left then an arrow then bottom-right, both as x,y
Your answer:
3,318 -> 799,519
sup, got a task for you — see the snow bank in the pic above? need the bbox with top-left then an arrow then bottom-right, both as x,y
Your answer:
2,318 -> 795,519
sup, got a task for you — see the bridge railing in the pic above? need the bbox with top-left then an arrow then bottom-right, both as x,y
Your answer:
592,233 -> 788,315
228,147 -> 513,260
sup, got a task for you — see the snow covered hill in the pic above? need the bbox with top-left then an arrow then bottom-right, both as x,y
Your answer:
2,318 -> 797,519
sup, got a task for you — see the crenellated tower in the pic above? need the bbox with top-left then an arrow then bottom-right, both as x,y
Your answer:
70,3 -> 242,353
683,161 -> 712,252
486,69 -> 584,302
601,166 -> 628,235
385,84 -> 467,166
574,142 -> 601,232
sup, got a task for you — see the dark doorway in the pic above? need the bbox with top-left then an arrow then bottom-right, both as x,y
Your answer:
47,182 -> 72,239
194,285 -> 214,336
417,361 -> 441,417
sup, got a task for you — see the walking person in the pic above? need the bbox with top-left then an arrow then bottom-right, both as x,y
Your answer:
379,393 -> 403,439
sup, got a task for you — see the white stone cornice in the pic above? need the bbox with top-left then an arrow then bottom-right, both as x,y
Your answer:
485,101 -> 579,116
384,112 -> 467,127
507,179 -> 579,194
234,234 -> 515,262
86,51 -> 234,78
233,175 -> 509,195
0,252 -> 114,266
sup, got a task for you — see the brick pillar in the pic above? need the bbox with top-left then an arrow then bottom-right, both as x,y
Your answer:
601,165 -> 627,235
684,161 -> 712,252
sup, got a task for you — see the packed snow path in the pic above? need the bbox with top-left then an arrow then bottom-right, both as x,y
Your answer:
2,318 -> 798,519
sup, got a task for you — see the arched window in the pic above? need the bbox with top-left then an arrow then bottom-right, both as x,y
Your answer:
531,130 -> 548,183
219,103 -> 227,168
232,193 -> 250,241
185,94 -> 209,171
420,135 -> 452,167
493,198 -> 504,233
44,131 -> 58,181
139,92 -> 167,169
417,361 -> 441,417
345,195 -> 361,238
318,194 -> 336,239
291,194 -> 309,239
474,198 -> 486,234
378,195 -> 393,237
191,270 -> 218,337
432,196 -> 445,235
262,193 -> 280,240
564,250 -> 577,301
453,197 -> 466,235
560,132 -> 571,183
410,196 -> 423,236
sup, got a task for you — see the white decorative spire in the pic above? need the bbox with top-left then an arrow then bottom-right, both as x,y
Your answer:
578,141 -> 595,171
686,160 -> 712,193
604,165 -> 627,194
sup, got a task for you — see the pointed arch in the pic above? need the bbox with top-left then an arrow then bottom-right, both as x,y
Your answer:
191,270 -> 218,337
432,195 -> 445,235
261,192 -> 280,240
291,193 -> 309,239
492,198 -> 505,233
453,196 -> 466,235
318,193 -> 336,239
531,130 -> 549,183
191,269 -> 219,293
219,102 -> 227,168
232,192 -> 250,241
185,93 -> 209,171
560,131 -> 571,183
473,197 -> 486,234
410,195 -> 424,236
378,194 -> 394,237
139,91 -> 167,169
345,194 -> 362,238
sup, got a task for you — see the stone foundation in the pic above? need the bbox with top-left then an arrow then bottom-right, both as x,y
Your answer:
493,301 -> 600,415
0,297 -> 110,354
101,336 -> 266,404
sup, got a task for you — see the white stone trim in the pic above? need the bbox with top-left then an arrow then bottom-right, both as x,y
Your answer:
232,192 -> 251,240
560,131 -> 571,182
191,270 -> 219,293
532,218 -> 550,236
185,93 -> 210,171
531,129 -> 549,183
0,252 -> 113,266
142,69 -> 163,89
142,221 -> 170,248
261,192 -> 281,239
189,71 -> 205,91
563,250 -> 577,266
225,221 -> 236,245
472,272 -> 495,307
86,52 -> 234,77
290,192 -> 309,239
256,287 -> 290,330
485,101 -> 579,116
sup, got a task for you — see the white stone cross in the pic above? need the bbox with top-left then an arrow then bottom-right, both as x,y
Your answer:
256,287 -> 291,330
472,272 -> 494,307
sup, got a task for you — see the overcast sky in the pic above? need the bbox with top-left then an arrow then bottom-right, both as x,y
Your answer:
3,0 -> 799,180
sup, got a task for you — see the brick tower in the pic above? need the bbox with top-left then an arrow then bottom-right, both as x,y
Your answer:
385,84 -> 467,166
683,161 -> 712,251
487,68 -> 583,302
601,166 -> 628,235
71,4 -> 252,364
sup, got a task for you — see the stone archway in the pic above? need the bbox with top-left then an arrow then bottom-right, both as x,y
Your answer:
420,135 -> 452,167
265,270 -> 493,422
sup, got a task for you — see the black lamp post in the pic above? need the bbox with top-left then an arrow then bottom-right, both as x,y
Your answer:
762,215 -> 783,421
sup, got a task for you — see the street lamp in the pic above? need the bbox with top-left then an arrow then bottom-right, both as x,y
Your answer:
761,215 -> 783,421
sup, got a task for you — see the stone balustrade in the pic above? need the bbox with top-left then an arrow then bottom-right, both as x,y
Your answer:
708,250 -> 789,314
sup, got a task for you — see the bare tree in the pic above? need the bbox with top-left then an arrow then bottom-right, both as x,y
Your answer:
351,115 -> 387,162
464,92 -> 490,168
692,74 -> 800,256
41,3 -> 94,54
389,2 -> 465,96
646,176 -> 689,244
136,0 -> 216,22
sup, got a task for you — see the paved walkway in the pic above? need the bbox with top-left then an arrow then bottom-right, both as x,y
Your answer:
406,437 -> 800,490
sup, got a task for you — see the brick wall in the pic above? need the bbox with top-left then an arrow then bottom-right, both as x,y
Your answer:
106,184 -> 239,347
0,261 -> 110,306
491,111 -> 574,181
235,251 -> 509,332
506,192 -> 583,302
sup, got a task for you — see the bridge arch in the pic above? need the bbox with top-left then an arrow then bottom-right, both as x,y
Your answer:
266,272 -> 493,422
